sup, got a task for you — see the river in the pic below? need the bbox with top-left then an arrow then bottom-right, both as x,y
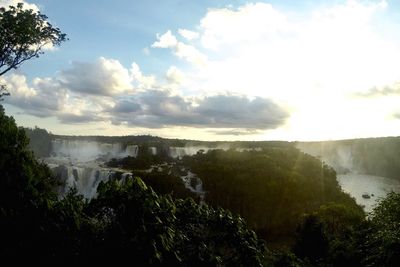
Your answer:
337,173 -> 400,213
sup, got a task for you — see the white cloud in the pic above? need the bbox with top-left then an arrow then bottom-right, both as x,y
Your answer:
152,30 -> 208,66
2,74 -> 68,117
178,29 -> 199,41
152,30 -> 178,48
60,57 -> 133,96
0,74 -> 36,98
130,62 -> 156,90
0,0 -> 39,12
200,3 -> 290,50
146,0 -> 400,140
166,66 -> 185,84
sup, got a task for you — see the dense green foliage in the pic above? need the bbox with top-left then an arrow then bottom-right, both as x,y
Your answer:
363,192 -> 400,266
133,170 -> 197,200
0,105 -> 58,261
293,203 -> 366,266
182,149 -> 363,242
87,178 -> 266,266
3,104 -> 400,266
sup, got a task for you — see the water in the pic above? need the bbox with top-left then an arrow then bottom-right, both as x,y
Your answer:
51,139 -> 138,162
45,139 -> 140,198
180,170 -> 205,204
337,174 -> 400,212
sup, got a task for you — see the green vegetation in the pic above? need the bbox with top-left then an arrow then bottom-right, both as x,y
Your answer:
4,103 -> 400,266
363,192 -> 400,266
182,148 -> 363,242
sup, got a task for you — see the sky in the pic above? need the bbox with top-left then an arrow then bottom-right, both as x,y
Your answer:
2,0 -> 400,141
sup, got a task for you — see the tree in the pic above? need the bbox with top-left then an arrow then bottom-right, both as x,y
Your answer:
0,3 -> 67,77
0,84 -> 9,100
363,192 -> 400,267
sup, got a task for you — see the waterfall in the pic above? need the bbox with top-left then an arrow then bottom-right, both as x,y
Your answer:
51,139 -> 138,161
180,170 -> 205,203
148,147 -> 157,155
51,164 -> 116,199
125,145 -> 139,157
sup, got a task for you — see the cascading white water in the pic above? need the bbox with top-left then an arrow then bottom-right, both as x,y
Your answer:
148,147 -> 157,155
125,145 -> 139,158
47,140 -> 223,200
51,164 -> 117,199
47,139 -> 141,199
180,170 -> 205,203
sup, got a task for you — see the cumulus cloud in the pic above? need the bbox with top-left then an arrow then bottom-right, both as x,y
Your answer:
1,74 -> 67,117
1,72 -> 113,123
152,30 -> 178,48
166,66 -> 185,84
178,29 -> 199,41
59,57 -> 133,96
200,3 -> 290,50
152,30 -> 207,66
2,57 -> 289,132
151,1 -> 398,102
130,63 -> 156,90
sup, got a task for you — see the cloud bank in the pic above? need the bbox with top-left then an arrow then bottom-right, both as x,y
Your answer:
2,58 -> 288,130
4,0 -> 400,140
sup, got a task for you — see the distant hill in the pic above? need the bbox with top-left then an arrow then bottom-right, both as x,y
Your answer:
296,137 -> 400,180
24,126 -> 400,180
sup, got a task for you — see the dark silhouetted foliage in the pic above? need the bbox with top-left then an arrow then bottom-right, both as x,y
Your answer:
0,3 -> 67,76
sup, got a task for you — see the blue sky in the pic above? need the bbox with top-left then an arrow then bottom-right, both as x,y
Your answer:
2,0 -> 400,141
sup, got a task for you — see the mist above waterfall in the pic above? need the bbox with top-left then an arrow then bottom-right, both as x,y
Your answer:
51,139 -> 139,162
296,142 -> 358,174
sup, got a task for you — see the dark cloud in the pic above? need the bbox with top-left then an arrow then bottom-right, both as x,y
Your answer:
196,95 -> 288,129
111,99 -> 142,113
210,129 -> 261,136
57,112 -> 103,124
356,83 -> 400,97
109,90 -> 289,129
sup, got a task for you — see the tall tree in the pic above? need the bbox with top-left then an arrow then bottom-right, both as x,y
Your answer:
0,3 -> 67,76
0,2 -> 67,101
